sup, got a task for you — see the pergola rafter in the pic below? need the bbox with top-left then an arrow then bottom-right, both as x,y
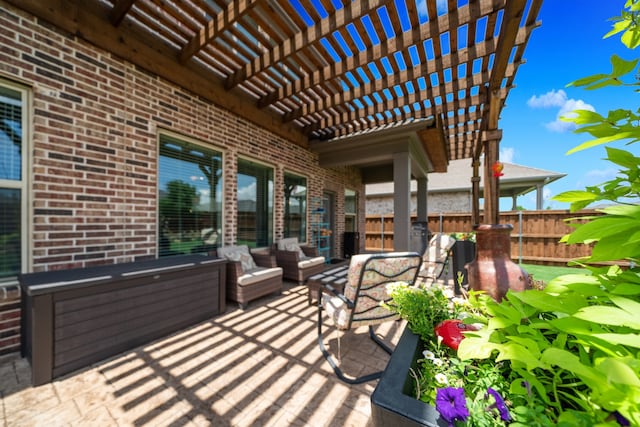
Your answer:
11,0 -> 543,165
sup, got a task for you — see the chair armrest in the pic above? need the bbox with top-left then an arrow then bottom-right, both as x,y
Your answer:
226,261 -> 243,283
252,251 -> 278,268
319,283 -> 354,309
301,245 -> 319,257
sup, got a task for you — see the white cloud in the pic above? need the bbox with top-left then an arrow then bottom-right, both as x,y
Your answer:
417,0 -> 447,20
238,182 -> 256,201
500,146 -> 515,163
527,89 -> 595,133
527,89 -> 568,108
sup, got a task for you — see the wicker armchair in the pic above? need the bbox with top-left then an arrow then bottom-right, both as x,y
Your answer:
274,237 -> 326,284
216,245 -> 283,309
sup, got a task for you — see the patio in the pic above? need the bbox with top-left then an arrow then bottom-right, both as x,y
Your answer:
0,280 -> 410,427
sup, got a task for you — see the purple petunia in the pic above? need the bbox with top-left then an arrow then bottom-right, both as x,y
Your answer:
435,387 -> 469,426
614,411 -> 630,426
486,387 -> 511,422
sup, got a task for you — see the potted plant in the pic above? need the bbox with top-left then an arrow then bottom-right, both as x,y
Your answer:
371,3 -> 640,425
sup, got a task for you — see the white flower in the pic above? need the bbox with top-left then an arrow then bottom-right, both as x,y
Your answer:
385,281 -> 406,293
451,297 -> 469,307
422,350 -> 435,360
435,373 -> 448,385
432,358 -> 443,367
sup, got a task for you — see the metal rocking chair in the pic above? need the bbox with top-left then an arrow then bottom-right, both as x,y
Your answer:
417,233 -> 456,285
317,252 -> 422,384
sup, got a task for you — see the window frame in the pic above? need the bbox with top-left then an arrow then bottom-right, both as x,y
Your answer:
344,188 -> 358,233
0,78 -> 30,281
156,130 -> 224,257
283,170 -> 308,243
236,156 -> 275,249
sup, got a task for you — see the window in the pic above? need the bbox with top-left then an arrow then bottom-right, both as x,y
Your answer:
158,133 -> 223,256
0,82 -> 28,281
237,158 -> 273,248
345,188 -> 357,232
283,172 -> 307,242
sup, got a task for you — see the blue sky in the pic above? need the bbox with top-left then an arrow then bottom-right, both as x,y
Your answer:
498,0 -> 636,210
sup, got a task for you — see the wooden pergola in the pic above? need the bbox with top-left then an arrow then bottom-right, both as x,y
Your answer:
14,0 -> 543,225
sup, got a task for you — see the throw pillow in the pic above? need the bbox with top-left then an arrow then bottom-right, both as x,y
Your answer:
285,242 -> 307,259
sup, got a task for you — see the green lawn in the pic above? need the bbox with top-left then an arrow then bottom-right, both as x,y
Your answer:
520,263 -> 588,284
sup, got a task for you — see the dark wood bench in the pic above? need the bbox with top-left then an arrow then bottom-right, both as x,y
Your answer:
20,254 -> 226,385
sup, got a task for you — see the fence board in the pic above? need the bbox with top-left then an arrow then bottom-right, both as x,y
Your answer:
365,210 -> 606,266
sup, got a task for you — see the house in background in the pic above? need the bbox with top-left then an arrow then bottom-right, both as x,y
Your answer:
366,159 -> 566,215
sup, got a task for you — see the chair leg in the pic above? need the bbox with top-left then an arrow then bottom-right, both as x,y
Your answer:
317,301 -> 388,384
368,325 -> 393,355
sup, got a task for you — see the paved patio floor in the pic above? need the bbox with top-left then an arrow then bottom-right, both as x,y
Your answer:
0,281 -> 409,427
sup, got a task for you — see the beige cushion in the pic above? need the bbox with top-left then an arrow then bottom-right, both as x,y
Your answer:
419,234 -> 456,278
217,245 -> 257,272
299,256 -> 325,269
237,266 -> 283,286
322,253 -> 417,330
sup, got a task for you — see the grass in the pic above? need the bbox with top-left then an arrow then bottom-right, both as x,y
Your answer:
520,263 -> 588,284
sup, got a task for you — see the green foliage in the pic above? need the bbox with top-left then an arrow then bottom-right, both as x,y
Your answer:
470,3 -> 640,423
459,269 -> 640,425
383,283 -> 454,344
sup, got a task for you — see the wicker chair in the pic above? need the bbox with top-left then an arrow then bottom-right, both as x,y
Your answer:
417,233 -> 456,285
318,252 -> 422,384
274,237 -> 326,284
216,245 -> 283,309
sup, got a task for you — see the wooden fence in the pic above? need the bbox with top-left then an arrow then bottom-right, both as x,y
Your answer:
364,210 -> 605,266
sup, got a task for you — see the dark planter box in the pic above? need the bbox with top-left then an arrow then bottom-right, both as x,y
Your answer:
371,327 -> 445,427
451,240 -> 476,294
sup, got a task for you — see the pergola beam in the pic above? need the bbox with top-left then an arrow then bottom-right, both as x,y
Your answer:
110,0 -> 135,26
179,0 -> 259,64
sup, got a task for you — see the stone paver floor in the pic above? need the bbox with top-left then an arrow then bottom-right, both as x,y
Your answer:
0,282 -> 408,427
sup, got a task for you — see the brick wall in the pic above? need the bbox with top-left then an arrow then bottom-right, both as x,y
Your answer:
0,1 -> 364,355
0,284 -> 20,357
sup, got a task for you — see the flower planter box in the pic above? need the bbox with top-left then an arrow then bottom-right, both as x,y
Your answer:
370,327 -> 445,427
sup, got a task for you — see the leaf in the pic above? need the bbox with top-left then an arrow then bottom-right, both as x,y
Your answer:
609,295 -> 640,317
574,305 -> 640,329
496,342 -> 545,370
611,54 -> 639,77
508,290 -> 585,315
566,131 -> 637,154
600,203 -> 640,217
605,146 -> 640,168
596,357 -> 640,386
457,335 -> 497,360
540,348 -> 604,389
564,216 -> 640,244
591,333 -> 640,348
611,283 -> 640,296
552,190 -> 598,203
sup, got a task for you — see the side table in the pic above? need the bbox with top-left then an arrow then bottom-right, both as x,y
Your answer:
305,261 -> 350,305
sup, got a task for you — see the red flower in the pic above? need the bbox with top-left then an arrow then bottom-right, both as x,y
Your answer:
434,319 -> 479,350
492,161 -> 504,177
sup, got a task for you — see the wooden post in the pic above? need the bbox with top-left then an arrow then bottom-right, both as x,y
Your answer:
471,159 -> 481,226
483,90 -> 503,225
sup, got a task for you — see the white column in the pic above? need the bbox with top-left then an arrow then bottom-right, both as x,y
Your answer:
536,184 -> 544,210
416,177 -> 428,222
393,152 -> 411,251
